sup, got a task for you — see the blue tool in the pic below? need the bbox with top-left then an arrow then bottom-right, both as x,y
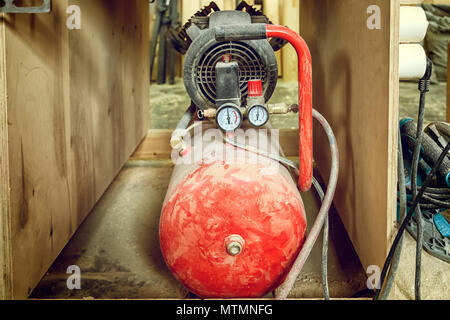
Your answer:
434,213 -> 450,238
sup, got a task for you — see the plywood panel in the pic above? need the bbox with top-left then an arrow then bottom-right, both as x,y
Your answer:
149,1 -> 182,81
0,15 -> 13,300
422,0 -> 450,4
280,0 -> 299,82
1,0 -> 149,298
223,0 -> 237,10
264,0 -> 283,78
299,0 -> 399,270
182,0 -> 200,24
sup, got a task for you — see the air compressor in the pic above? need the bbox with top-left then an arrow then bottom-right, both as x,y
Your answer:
159,9 -> 339,299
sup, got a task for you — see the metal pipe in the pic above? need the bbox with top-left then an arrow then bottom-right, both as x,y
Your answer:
170,103 -> 197,150
176,102 -> 196,130
266,25 -> 313,192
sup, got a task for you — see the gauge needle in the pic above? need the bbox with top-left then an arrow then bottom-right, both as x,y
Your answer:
227,108 -> 231,125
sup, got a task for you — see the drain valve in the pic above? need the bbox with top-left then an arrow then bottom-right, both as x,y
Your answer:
225,235 -> 245,256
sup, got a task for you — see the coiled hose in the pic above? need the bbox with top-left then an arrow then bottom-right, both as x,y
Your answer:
374,141 -> 450,299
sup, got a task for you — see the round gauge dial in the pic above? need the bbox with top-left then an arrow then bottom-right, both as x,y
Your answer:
248,105 -> 269,127
216,105 -> 242,132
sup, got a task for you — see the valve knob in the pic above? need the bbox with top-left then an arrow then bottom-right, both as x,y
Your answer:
248,79 -> 263,97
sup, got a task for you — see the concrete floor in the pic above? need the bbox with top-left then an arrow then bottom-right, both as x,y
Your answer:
31,160 -> 368,299
31,79 -> 449,299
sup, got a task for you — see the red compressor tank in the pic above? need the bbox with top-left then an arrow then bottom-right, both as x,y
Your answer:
159,125 -> 307,298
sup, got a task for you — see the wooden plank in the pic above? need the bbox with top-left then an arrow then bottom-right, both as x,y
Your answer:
223,0 -> 236,10
181,0 -> 200,70
400,0 -> 423,4
150,1 -> 157,81
182,0 -> 200,24
150,0 -> 182,81
3,0 -> 149,298
299,0 -> 399,270
280,0 -> 300,82
131,130 -> 173,160
422,0 -> 450,4
0,13 -> 13,300
264,0 -> 283,78
131,129 -> 300,160
389,0 -> 401,244
5,0 -> 69,298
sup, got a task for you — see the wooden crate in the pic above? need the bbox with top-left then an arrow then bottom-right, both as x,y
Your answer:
0,0 -> 149,299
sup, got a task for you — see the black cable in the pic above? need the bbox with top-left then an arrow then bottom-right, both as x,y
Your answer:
379,131 -> 407,300
405,201 -> 440,210
405,186 -> 450,198
374,141 -> 450,300
407,192 -> 450,208
415,186 -> 450,194
411,59 -> 432,300
422,192 -> 450,200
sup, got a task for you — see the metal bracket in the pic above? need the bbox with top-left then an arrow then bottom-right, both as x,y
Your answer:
0,0 -> 51,13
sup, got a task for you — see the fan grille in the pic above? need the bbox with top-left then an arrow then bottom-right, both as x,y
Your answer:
196,41 -> 267,106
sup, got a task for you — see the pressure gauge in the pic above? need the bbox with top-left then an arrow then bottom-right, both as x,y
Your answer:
248,105 -> 269,127
216,104 -> 242,132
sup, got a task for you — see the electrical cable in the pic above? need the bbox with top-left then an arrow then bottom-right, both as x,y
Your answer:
399,192 -> 450,208
405,202 -> 440,210
416,186 -> 450,194
411,193 -> 450,208
373,141 -> 450,300
405,186 -> 450,198
378,130 -> 407,300
421,193 -> 450,200
410,59 -> 432,300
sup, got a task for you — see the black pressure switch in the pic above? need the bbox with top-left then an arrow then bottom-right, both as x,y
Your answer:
215,60 -> 241,108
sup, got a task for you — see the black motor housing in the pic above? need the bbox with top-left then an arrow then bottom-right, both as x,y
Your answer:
183,11 -> 278,110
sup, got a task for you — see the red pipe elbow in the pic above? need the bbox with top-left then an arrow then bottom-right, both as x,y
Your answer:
266,25 -> 313,192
